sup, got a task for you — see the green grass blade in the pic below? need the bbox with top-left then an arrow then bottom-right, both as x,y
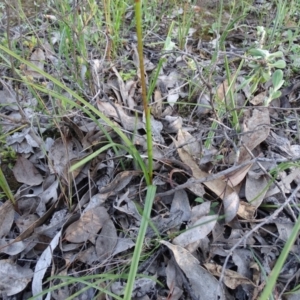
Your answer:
0,167 -> 15,205
0,44 -> 150,185
259,212 -> 300,299
123,185 -> 157,299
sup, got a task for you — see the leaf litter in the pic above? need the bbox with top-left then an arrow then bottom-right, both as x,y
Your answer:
1,1 -> 300,299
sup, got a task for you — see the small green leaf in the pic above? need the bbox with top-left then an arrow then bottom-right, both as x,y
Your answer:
270,90 -> 281,100
270,60 -> 286,68
272,69 -> 284,90
248,48 -> 269,58
268,51 -> 284,59
262,71 -> 270,82
195,197 -> 204,203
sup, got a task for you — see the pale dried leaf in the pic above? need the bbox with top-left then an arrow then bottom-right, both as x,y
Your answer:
48,138 -> 81,177
223,192 -> 240,223
226,164 -> 252,188
152,89 -> 163,118
0,201 -> 14,238
95,218 -> 118,261
160,240 -> 226,299
15,214 -> 39,233
190,202 -> 211,224
245,174 -> 268,207
163,116 -> 183,133
167,90 -> 180,107
178,129 -> 201,157
275,221 -> 294,242
100,171 -> 139,194
232,249 -> 253,278
32,231 -> 61,300
173,215 -> 218,247
166,260 -> 183,300
97,100 -> 144,131
240,108 -> 270,160
204,262 -> 256,289
0,260 -> 33,296
237,201 -> 256,220
65,207 -> 109,243
226,108 -> 270,186
0,239 -> 34,255
112,238 -> 135,256
176,129 -> 233,199
250,91 -> 267,105
13,156 -> 43,185
28,48 -> 45,71
170,190 -> 191,223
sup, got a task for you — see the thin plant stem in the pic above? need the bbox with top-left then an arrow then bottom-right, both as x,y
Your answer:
134,0 -> 153,184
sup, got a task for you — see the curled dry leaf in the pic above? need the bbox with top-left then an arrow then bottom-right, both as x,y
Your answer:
97,100 -> 144,131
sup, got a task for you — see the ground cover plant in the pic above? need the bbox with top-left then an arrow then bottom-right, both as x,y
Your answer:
1,0 -> 300,299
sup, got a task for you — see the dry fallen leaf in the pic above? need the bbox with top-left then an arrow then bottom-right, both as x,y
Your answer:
226,108 -> 270,186
204,262 -> 256,289
223,192 -> 240,223
161,240 -> 226,299
245,174 -> 268,207
0,259 -> 33,296
176,129 -> 233,199
0,201 -> 14,238
173,215 -> 218,247
65,207 -> 109,243
13,156 -> 43,186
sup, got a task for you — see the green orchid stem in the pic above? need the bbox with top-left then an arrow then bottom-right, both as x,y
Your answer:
134,0 -> 153,184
